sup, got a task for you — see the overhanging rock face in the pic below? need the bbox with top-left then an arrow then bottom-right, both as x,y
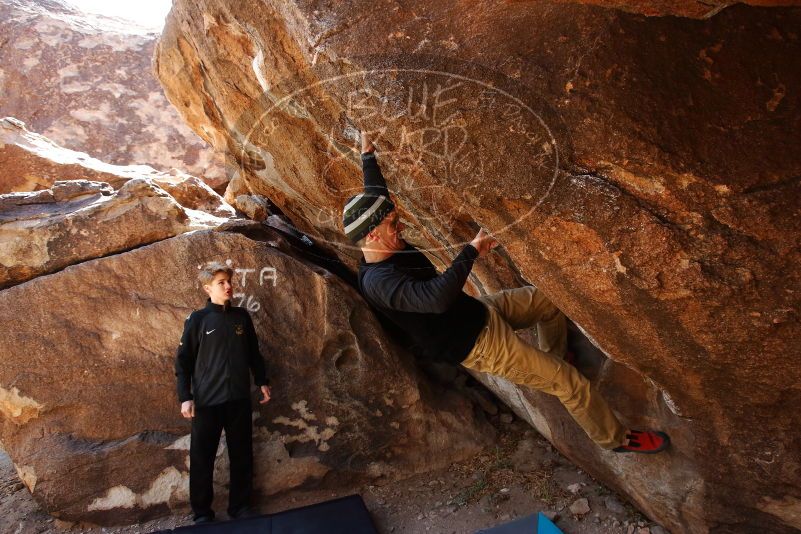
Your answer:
154,1 -> 801,532
0,228 -> 493,524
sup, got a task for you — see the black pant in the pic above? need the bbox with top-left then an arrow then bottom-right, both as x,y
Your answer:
190,398 -> 253,519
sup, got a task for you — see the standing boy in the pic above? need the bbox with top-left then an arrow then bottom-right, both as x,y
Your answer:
175,262 -> 272,523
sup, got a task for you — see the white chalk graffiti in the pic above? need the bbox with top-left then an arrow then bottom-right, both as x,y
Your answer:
273,400 -> 340,452
235,268 -> 256,286
259,267 -> 277,286
233,293 -> 261,312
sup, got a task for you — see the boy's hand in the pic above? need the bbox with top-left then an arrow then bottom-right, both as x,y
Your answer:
259,385 -> 272,404
181,400 -> 195,419
470,228 -> 498,257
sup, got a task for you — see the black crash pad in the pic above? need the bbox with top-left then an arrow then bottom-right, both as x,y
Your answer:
158,494 -> 377,534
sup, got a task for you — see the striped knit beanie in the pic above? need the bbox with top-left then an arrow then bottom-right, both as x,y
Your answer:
342,193 -> 395,244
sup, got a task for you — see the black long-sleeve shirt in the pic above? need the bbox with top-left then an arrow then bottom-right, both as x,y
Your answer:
174,300 -> 268,407
356,151 -> 488,363
359,244 -> 488,363
361,151 -> 390,197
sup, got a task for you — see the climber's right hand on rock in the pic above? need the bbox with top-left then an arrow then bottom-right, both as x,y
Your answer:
361,131 -> 375,154
470,228 -> 498,257
181,400 -> 195,419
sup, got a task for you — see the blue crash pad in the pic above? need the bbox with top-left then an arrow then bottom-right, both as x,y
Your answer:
477,511 -> 564,534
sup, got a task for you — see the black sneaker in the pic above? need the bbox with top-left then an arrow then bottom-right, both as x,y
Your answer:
194,514 -> 214,524
229,506 -> 257,519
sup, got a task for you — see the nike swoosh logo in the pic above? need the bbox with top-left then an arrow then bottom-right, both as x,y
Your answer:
206,329 -> 216,335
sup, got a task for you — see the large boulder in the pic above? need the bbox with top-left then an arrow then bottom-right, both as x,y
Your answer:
0,226 -> 493,524
0,0 -> 226,190
0,117 -> 236,216
0,116 -> 137,192
0,178 -> 227,289
155,2 -> 801,532
0,117 -> 166,191
152,174 -> 235,219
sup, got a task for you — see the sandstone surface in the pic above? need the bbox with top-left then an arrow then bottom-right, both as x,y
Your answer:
0,0 -> 226,190
1,116 -> 134,192
0,227 -> 493,524
1,116 -> 235,216
154,2 -> 801,531
551,0 -> 801,18
0,178 -> 227,288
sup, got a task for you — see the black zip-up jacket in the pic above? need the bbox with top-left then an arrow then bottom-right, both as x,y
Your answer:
359,244 -> 487,364
174,300 -> 268,407
356,151 -> 488,364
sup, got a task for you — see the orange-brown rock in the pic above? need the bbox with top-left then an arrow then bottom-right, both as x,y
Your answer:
151,174 -> 235,219
1,116 -> 136,192
155,1 -> 801,532
235,194 -> 271,221
0,0 -> 226,191
549,0 -> 801,18
1,116 -> 235,216
0,178 -> 228,289
0,116 -> 237,289
0,226 -> 493,524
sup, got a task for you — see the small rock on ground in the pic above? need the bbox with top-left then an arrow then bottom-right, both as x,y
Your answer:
569,497 -> 591,516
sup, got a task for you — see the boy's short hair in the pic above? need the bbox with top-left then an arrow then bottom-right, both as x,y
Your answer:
198,262 -> 234,286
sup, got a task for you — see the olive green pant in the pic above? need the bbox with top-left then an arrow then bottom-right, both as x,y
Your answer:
461,286 -> 627,449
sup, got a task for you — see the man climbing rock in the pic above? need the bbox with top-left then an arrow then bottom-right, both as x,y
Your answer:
343,131 -> 669,454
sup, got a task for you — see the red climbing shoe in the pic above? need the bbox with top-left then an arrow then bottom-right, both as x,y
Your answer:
613,430 -> 670,454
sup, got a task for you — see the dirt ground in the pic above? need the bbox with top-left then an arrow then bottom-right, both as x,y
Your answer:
0,415 -> 669,534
